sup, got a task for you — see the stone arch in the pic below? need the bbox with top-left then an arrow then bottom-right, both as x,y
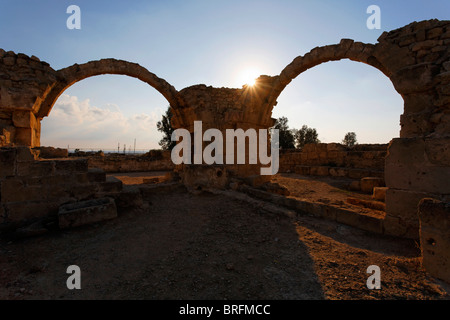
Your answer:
35,59 -> 182,119
267,40 -> 393,109
263,21 -> 450,240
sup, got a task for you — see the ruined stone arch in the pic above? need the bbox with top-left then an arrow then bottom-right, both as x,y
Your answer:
35,58 -> 182,119
267,40 -> 394,111
260,19 -> 450,240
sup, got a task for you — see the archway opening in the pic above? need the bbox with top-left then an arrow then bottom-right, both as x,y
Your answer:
273,59 -> 403,145
271,58 -> 404,219
41,74 -> 169,154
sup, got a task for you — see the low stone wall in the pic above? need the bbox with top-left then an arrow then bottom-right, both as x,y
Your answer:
34,148 -> 175,173
279,143 -> 387,179
80,150 -> 175,173
0,147 -> 122,232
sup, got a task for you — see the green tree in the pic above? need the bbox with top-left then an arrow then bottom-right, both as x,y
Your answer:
295,125 -> 320,149
342,132 -> 357,147
156,106 -> 176,150
273,117 -> 295,149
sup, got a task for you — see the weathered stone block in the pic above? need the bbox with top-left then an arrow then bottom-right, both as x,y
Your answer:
326,143 -> 346,152
2,56 -> 15,66
410,39 -> 443,52
181,165 -> 229,191
403,92 -> 435,114
385,138 -> 450,193
17,160 -> 54,177
306,151 -> 319,161
42,183 -> 72,201
1,179 -> 24,203
12,111 -> 36,128
383,214 -> 419,239
372,187 -> 388,201
54,159 -> 88,173
14,127 -> 32,146
424,137 -> 450,166
391,63 -> 440,94
335,208 -> 383,234
385,188 -> 433,221
58,197 -> 117,229
360,177 -> 384,193
16,146 -> 39,162
0,148 -> 16,178
427,27 -> 444,39
34,146 -> 68,159
316,203 -> 337,221
418,198 -> 450,283
386,162 -> 450,194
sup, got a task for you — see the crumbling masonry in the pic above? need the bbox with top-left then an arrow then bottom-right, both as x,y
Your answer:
0,20 -> 449,280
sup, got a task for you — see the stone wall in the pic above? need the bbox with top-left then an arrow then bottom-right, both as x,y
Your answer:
279,143 -> 387,179
419,199 -> 450,283
384,137 -> 450,238
0,50 -> 56,147
83,151 -> 175,173
0,147 -> 122,232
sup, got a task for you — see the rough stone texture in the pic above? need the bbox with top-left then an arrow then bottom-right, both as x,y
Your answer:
360,177 -> 385,194
58,197 -> 117,229
0,148 -> 16,178
85,151 -> 175,173
280,143 -> 387,178
34,146 -> 68,158
0,147 -> 121,228
384,136 -> 450,238
372,187 -> 388,201
419,198 -> 450,283
180,165 -> 228,193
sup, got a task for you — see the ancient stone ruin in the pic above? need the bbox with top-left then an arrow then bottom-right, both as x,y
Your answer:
0,19 -> 449,283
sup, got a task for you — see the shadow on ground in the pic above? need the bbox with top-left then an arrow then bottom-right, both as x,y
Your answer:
0,191 -> 325,299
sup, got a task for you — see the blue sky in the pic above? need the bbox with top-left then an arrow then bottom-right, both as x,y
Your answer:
1,0 -> 449,150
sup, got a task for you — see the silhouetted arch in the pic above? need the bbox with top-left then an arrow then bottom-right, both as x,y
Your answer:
36,59 -> 182,118
267,40 -> 395,108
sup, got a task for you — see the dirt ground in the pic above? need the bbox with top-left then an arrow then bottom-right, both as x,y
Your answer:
0,172 -> 449,300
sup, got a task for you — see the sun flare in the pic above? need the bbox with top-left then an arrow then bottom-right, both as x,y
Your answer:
239,68 -> 260,87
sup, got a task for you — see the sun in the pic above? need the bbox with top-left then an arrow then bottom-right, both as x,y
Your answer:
239,68 -> 261,87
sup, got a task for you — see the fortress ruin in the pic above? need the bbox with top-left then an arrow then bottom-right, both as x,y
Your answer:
0,19 -> 449,284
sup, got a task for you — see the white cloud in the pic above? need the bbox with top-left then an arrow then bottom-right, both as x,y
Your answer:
41,94 -> 163,151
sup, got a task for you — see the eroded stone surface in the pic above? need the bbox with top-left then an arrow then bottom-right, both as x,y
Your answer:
58,197 -> 117,229
419,198 -> 450,283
